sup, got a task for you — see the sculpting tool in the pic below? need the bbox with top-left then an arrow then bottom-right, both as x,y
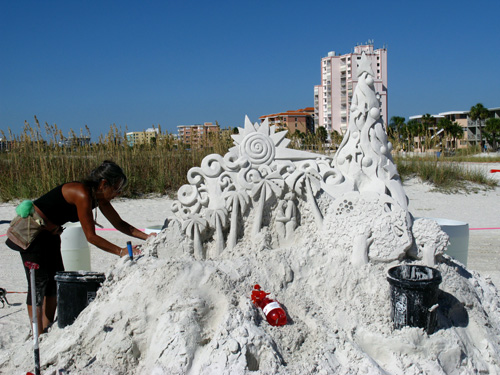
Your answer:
25,261 -> 41,375
127,241 -> 133,260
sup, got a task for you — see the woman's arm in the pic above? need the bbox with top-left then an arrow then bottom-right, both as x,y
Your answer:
98,199 -> 150,241
62,183 -> 132,256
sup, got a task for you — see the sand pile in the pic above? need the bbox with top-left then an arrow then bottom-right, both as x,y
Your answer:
3,202 -> 500,374
3,62 -> 500,373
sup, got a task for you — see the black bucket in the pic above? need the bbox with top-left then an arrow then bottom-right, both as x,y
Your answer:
387,265 -> 442,334
55,271 -> 106,328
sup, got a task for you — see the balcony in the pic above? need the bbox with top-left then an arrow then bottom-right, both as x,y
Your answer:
467,130 -> 479,141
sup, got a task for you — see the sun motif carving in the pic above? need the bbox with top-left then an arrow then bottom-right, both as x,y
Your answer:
229,117 -> 291,166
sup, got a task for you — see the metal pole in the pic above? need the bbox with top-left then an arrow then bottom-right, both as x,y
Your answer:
26,261 -> 41,375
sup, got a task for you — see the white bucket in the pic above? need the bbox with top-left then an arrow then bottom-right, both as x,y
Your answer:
60,223 -> 91,271
145,225 -> 163,235
425,218 -> 469,266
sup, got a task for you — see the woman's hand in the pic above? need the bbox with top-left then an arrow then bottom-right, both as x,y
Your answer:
146,232 -> 157,239
119,244 -> 142,257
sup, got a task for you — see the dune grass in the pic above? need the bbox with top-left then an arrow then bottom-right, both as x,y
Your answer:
1,120 -> 497,202
393,155 -> 498,192
0,119 -> 233,201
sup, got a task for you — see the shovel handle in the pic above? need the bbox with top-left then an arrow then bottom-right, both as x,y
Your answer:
25,262 -> 41,375
24,262 -> 40,270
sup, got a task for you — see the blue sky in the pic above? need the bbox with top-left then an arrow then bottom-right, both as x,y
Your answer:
1,0 -> 499,139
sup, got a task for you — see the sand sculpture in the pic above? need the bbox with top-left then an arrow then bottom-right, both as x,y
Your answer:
7,53 -> 500,375
172,52 -> 426,265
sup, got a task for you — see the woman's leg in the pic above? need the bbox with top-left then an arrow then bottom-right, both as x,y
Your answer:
43,234 -> 63,330
42,296 -> 57,331
19,231 -> 63,336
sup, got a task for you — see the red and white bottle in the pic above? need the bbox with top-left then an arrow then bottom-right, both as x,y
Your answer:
251,284 -> 287,327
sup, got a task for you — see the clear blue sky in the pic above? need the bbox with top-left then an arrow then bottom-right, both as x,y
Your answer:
1,0 -> 499,139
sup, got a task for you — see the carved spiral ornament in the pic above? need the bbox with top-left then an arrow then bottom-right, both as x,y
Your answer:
240,133 -> 276,166
178,184 -> 199,206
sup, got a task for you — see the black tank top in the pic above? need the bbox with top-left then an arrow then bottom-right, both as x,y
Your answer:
33,183 -> 96,225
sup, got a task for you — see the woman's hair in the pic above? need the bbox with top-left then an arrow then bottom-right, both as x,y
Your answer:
82,160 -> 128,192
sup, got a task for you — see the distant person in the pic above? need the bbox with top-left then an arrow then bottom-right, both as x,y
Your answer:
5,160 -> 155,336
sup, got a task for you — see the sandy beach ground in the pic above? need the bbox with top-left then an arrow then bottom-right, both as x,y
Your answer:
0,161 -> 499,371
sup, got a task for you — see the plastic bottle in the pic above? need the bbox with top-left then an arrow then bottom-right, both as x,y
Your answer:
250,284 -> 287,327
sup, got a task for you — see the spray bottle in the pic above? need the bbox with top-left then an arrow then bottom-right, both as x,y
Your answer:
251,284 -> 287,327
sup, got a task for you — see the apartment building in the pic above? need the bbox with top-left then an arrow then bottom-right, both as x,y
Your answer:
314,42 -> 388,136
0,138 -> 11,151
259,108 -> 315,135
410,107 -> 500,149
126,128 -> 159,146
177,122 -> 220,148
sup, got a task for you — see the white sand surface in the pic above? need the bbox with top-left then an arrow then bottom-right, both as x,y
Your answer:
0,163 -> 499,374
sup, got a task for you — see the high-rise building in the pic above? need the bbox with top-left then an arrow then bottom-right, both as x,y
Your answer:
314,42 -> 387,137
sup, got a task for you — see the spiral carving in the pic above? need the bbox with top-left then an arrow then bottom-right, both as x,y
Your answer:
240,133 -> 275,166
178,184 -> 199,206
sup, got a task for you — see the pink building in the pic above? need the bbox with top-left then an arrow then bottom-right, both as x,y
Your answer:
314,42 -> 388,136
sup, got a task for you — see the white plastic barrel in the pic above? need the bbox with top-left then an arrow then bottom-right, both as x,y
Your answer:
424,218 -> 469,266
60,223 -> 91,271
145,225 -> 163,235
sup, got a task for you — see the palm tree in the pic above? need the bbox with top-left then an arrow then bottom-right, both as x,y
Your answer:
469,103 -> 489,150
389,116 -> 406,151
286,166 -> 323,228
437,118 -> 450,146
316,126 -> 328,144
224,189 -> 250,250
250,167 -> 284,236
420,114 -> 435,151
182,214 -> 209,259
206,207 -> 228,256
448,122 -> 464,151
330,130 -> 343,150
484,118 -> 500,151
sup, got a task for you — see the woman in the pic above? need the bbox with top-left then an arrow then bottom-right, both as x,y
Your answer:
6,160 -> 155,335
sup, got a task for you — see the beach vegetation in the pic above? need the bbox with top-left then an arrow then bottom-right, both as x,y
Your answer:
469,103 -> 490,148
394,155 -> 498,192
484,118 -> 500,151
1,117 -> 498,202
0,117 -> 223,201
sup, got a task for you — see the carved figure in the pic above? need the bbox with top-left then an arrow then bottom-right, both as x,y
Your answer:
411,219 -> 449,266
276,192 -> 298,240
351,227 -> 373,267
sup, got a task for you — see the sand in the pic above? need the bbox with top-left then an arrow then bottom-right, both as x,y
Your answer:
0,162 -> 499,374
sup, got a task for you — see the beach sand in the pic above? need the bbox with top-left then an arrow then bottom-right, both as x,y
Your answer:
1,162 -> 499,373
